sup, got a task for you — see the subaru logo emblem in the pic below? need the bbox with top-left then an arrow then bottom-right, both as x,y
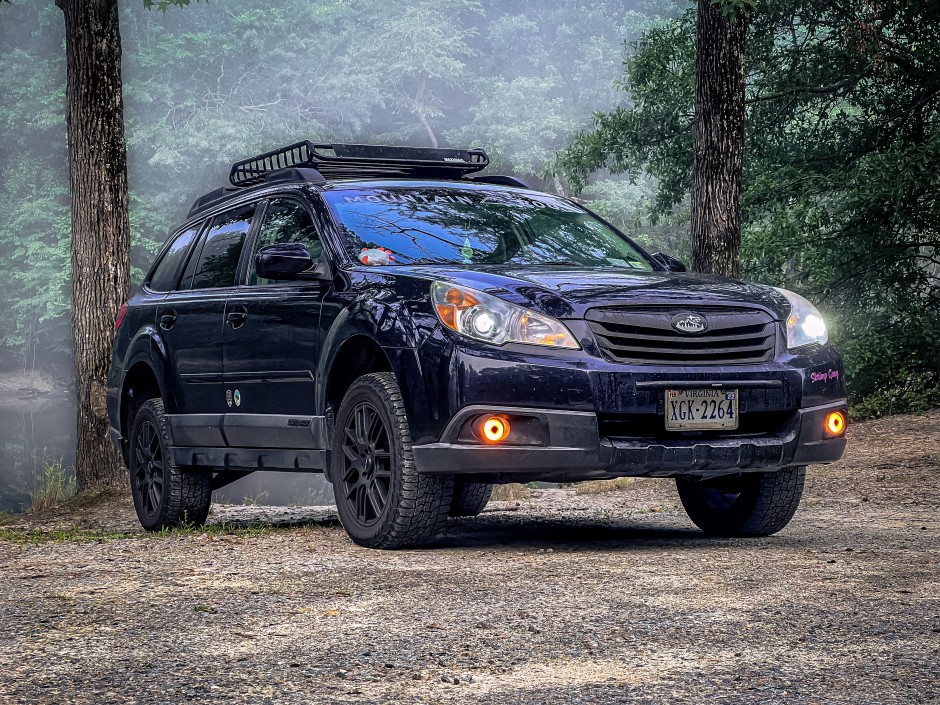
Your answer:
671,313 -> 708,334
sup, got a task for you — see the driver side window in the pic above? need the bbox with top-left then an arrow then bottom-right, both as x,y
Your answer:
248,198 -> 323,285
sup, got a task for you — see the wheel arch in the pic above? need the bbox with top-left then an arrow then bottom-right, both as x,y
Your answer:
119,358 -> 164,462
322,334 -> 394,418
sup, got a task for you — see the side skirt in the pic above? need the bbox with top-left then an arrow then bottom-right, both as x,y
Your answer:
170,446 -> 328,472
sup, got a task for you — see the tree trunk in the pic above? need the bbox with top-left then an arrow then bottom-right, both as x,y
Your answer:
59,0 -> 131,491
690,0 -> 747,278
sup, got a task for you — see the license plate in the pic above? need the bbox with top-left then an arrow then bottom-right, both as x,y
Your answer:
665,388 -> 739,431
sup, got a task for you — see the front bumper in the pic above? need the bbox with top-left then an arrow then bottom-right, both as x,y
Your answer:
411,400 -> 847,481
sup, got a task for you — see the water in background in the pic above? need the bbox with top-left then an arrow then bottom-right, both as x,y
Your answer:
0,391 -> 76,514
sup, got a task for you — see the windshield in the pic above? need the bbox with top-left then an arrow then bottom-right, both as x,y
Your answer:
322,185 -> 655,270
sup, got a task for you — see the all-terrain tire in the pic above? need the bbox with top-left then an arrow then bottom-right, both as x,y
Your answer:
449,480 -> 494,517
675,466 -> 806,537
129,398 -> 212,531
331,372 -> 453,549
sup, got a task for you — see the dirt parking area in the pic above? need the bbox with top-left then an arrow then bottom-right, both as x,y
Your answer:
1,411 -> 939,704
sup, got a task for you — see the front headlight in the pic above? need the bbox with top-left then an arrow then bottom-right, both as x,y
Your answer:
774,287 -> 828,348
431,282 -> 580,349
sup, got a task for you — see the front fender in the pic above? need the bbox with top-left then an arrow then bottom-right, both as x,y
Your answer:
317,286 -> 444,443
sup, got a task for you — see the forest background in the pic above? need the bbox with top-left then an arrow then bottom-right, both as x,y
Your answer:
1,0 -> 937,507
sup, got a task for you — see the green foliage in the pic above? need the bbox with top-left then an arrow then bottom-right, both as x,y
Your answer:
0,0 -> 676,371
712,0 -> 754,18
29,461 -> 75,513
559,0 -> 940,412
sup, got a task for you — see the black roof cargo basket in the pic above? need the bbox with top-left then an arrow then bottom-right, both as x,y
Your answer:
229,141 -> 489,187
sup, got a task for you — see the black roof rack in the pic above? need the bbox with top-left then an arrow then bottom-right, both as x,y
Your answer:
229,141 -> 489,187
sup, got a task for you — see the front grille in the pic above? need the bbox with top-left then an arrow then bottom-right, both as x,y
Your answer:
586,305 -> 778,365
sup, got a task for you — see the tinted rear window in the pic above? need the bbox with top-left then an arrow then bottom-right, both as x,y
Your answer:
148,226 -> 199,292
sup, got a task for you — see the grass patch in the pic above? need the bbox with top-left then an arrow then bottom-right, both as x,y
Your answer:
0,521 -> 274,545
0,526 -> 135,545
574,478 -> 639,495
29,463 -> 75,513
156,521 -> 272,538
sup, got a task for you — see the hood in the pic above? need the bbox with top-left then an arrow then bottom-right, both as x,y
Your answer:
384,264 -> 790,319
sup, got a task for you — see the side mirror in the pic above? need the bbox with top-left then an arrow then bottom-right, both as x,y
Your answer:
651,252 -> 687,273
255,243 -> 330,281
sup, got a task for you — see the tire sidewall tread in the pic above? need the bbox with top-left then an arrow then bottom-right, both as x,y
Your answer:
129,398 -> 212,531
676,466 -> 806,537
331,372 -> 453,549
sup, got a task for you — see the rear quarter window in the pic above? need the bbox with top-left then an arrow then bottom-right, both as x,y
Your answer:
147,226 -> 200,292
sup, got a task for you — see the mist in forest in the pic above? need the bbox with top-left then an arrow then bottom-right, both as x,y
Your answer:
0,0 -> 680,510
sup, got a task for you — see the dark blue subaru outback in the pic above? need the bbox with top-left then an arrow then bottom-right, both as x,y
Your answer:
107,143 -> 848,548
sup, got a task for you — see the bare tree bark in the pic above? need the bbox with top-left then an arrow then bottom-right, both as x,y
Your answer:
413,79 -> 439,148
690,0 -> 748,277
58,0 -> 131,491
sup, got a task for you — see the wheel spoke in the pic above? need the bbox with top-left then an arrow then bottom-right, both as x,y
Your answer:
356,484 -> 368,522
355,406 -> 368,445
343,463 -> 360,484
148,428 -> 160,456
148,483 -> 160,512
365,409 -> 381,443
373,465 -> 392,479
364,482 -> 381,517
369,477 -> 388,507
373,438 -> 390,459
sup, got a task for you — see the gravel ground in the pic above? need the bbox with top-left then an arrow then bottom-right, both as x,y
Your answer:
1,411 -> 939,704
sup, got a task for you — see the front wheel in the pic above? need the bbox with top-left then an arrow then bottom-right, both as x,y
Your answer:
675,466 -> 806,537
129,398 -> 212,531
331,373 -> 453,548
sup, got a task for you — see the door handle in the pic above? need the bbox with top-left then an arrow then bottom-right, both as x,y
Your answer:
159,311 -> 177,330
226,307 -> 248,328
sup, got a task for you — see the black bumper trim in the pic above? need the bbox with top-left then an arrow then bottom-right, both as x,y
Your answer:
412,401 -> 847,479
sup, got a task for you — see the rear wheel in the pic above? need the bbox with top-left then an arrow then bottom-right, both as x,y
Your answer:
129,398 -> 212,531
675,466 -> 805,537
449,480 -> 494,517
331,372 -> 453,548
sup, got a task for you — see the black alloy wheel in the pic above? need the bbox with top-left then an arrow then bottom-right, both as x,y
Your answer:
330,373 -> 453,548
133,419 -> 165,519
128,398 -> 212,531
340,401 -> 392,526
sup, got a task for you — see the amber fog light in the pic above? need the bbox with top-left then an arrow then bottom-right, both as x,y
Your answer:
480,415 -> 511,443
825,410 -> 847,436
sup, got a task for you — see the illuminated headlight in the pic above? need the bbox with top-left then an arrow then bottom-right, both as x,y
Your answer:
774,287 -> 828,348
431,282 -> 580,349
